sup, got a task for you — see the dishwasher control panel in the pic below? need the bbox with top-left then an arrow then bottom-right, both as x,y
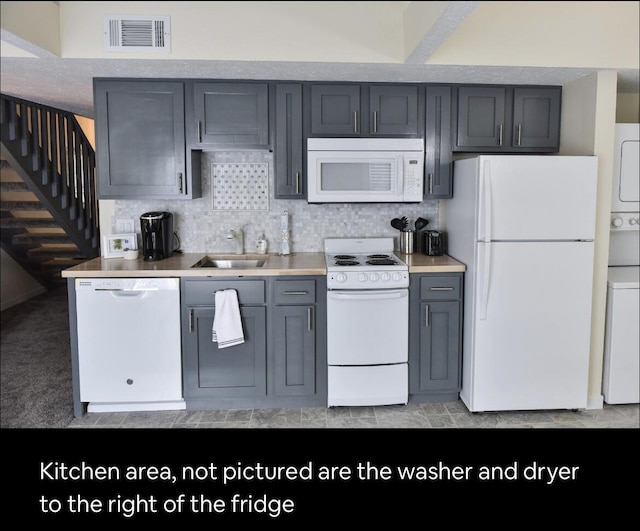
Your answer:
75,278 -> 179,291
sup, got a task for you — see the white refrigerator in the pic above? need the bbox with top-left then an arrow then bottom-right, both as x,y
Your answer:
444,155 -> 598,412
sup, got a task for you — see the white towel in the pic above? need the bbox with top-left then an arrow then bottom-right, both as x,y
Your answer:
212,289 -> 245,348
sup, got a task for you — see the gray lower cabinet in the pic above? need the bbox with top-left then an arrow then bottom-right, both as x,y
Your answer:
455,85 -> 561,152
181,276 -> 326,409
94,79 -> 201,199
269,277 -> 327,403
409,273 -> 463,402
274,83 -> 305,198
189,81 -> 270,148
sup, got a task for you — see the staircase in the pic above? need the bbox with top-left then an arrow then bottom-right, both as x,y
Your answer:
1,94 -> 100,290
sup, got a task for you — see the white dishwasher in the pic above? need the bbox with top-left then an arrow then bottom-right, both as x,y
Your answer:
75,278 -> 185,412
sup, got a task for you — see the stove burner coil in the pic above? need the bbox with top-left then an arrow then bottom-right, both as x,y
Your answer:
366,258 -> 397,266
367,254 -> 390,259
334,254 -> 356,260
335,260 -> 360,266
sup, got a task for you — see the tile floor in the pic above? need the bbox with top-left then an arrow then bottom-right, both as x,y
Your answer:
67,400 -> 639,429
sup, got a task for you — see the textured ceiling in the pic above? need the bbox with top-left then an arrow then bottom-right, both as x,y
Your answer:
2,55 -> 637,119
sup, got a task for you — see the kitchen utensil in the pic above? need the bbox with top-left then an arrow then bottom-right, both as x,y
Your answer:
391,218 -> 403,231
400,216 -> 408,230
414,217 -> 429,231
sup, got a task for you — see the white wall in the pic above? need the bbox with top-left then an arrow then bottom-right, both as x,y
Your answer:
429,1 -> 639,69
0,249 -> 46,311
560,70 -> 619,409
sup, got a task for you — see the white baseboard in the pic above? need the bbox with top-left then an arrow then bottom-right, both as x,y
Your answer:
586,394 -> 604,410
87,400 -> 186,413
0,286 -> 48,312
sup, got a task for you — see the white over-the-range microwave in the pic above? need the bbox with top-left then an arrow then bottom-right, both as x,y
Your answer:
306,138 -> 424,203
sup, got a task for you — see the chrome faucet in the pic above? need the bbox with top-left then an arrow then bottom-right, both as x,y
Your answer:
226,228 -> 244,254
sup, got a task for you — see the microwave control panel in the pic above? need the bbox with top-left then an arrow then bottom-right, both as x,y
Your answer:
403,155 -> 424,200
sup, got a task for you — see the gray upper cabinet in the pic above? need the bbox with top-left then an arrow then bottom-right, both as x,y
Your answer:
94,79 -> 201,199
369,85 -> 420,136
511,87 -> 561,149
309,83 -> 421,137
190,82 -> 270,148
424,85 -> 453,199
309,84 -> 360,136
274,84 -> 304,198
455,85 -> 561,152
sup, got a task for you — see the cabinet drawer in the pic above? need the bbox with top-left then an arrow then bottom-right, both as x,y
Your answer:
183,280 -> 266,305
273,279 -> 316,304
420,276 -> 461,300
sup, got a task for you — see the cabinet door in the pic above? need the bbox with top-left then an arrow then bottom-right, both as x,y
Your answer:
456,86 -> 506,149
425,85 -> 453,198
275,84 -> 304,198
193,82 -> 269,147
512,87 -> 561,150
310,84 -> 361,135
183,306 -> 267,398
94,80 -> 187,198
416,301 -> 460,393
369,85 -> 419,136
272,305 -> 316,396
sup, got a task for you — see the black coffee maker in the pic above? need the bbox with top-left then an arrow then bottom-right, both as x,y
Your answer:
140,212 -> 174,261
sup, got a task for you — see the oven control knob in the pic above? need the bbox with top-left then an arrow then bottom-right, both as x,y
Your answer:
358,273 -> 368,282
611,215 -> 624,228
370,273 -> 379,281
336,273 -> 347,283
392,272 -> 402,281
381,272 -> 391,282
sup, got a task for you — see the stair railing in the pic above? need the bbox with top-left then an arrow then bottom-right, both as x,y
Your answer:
0,93 -> 100,258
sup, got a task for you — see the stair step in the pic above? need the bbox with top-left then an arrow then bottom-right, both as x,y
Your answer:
0,217 -> 60,229
11,232 -> 72,245
1,201 -> 47,211
0,181 -> 30,192
26,247 -> 84,259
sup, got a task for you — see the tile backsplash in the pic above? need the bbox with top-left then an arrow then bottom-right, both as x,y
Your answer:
114,151 -> 439,254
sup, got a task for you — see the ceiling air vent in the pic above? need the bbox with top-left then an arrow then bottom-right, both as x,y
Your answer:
104,15 -> 171,52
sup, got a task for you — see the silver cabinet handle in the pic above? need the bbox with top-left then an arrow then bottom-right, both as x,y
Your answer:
517,124 -> 522,146
284,291 -> 308,295
178,172 -> 183,193
373,111 -> 378,133
295,172 -> 300,194
428,173 -> 434,194
430,287 -> 454,291
189,309 -> 193,332
498,124 -> 503,146
197,120 -> 202,143
353,111 -> 358,133
307,307 -> 313,331
425,305 -> 430,327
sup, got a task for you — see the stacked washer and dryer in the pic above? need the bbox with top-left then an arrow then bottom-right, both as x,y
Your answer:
603,123 -> 639,405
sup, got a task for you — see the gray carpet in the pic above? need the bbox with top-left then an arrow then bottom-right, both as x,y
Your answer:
1,286 -> 74,428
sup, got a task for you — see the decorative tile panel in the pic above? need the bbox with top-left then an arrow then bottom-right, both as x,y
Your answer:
211,163 -> 269,211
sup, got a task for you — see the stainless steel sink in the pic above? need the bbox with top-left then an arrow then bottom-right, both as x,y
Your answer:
193,258 -> 266,269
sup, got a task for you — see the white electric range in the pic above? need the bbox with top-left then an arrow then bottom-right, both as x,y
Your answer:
324,238 -> 409,407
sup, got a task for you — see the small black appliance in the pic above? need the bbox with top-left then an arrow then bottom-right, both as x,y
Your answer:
423,230 -> 445,256
140,212 -> 174,261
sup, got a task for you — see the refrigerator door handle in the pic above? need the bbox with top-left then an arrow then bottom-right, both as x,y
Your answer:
480,243 -> 491,320
483,160 -> 493,243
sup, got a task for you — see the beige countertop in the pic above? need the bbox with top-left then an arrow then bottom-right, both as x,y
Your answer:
61,251 -> 465,278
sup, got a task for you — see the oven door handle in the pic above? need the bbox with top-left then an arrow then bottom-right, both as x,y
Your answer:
328,290 -> 408,301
